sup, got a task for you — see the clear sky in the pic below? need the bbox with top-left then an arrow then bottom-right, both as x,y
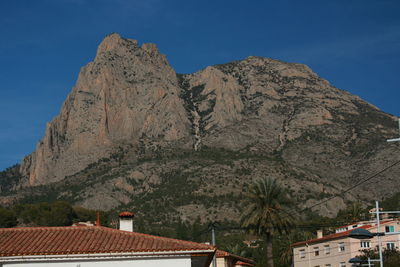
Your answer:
0,0 -> 399,171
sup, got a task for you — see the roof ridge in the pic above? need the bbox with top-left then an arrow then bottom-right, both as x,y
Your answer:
291,225 -> 370,247
216,249 -> 255,264
0,226 -> 89,231
96,226 -> 216,248
292,220 -> 397,247
0,226 -> 215,249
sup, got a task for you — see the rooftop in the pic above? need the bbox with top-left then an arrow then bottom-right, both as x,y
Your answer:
0,225 -> 215,257
292,220 -> 394,247
216,250 -> 255,266
119,211 -> 134,217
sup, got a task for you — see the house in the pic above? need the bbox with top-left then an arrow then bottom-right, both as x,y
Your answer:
292,219 -> 400,267
0,212 -> 215,267
211,250 -> 255,267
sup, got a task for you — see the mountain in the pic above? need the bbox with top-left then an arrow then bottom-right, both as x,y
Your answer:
1,33 -> 399,221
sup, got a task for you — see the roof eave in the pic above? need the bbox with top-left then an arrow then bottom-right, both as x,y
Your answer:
291,235 -> 351,248
0,249 -> 216,263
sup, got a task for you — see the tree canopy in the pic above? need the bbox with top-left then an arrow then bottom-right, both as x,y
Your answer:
241,177 -> 293,267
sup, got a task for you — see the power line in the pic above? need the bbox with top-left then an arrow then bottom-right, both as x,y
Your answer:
300,159 -> 400,212
209,219 -> 386,233
191,159 -> 400,245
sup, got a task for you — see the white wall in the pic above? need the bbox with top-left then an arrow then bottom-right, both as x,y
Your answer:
3,257 -> 191,267
208,257 -> 226,267
119,218 -> 133,232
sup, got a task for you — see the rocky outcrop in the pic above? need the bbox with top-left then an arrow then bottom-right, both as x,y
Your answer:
12,34 -> 400,218
21,33 -> 192,185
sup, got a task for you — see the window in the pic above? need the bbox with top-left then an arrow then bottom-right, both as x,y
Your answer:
299,249 -> 306,259
325,265 -> 331,267
360,240 -> 370,248
324,244 -> 330,254
339,262 -> 346,267
387,242 -> 396,250
338,242 -> 345,252
385,225 -> 395,232
314,247 -> 319,256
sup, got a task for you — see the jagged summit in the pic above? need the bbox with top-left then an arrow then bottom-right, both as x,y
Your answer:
96,33 -> 136,54
21,33 -> 189,185
4,33 -> 399,218
96,33 -> 162,59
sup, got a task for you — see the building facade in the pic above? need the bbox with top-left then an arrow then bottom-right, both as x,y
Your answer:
292,220 -> 400,267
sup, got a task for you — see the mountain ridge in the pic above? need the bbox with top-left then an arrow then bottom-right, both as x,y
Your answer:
1,33 -> 399,221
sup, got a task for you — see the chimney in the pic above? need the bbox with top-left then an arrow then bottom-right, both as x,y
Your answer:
119,211 -> 134,232
96,212 -> 101,226
317,230 -> 323,239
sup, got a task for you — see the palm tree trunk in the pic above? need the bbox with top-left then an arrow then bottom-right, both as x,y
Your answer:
266,233 -> 274,267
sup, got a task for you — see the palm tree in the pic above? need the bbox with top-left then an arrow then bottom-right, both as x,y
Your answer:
346,202 -> 366,223
225,243 -> 250,258
337,202 -> 367,224
241,177 -> 293,267
276,230 -> 314,266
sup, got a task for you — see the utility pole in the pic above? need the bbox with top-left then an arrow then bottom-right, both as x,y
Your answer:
375,201 -> 384,267
212,225 -> 216,267
387,118 -> 400,142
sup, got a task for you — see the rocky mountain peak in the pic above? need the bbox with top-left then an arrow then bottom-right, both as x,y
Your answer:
96,33 -> 136,55
10,34 -> 400,219
20,34 -> 191,185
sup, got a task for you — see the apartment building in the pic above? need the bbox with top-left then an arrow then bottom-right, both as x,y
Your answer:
292,220 -> 400,267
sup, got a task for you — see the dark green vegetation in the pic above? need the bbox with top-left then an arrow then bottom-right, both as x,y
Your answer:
0,201 -> 110,228
0,165 -> 23,192
1,147 -> 315,224
0,206 -> 17,227
381,191 -> 400,212
241,178 -> 293,267
2,182 -> 398,267
357,249 -> 400,267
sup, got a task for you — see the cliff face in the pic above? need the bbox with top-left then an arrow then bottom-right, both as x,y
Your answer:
21,34 -> 192,185
10,33 -> 400,219
181,57 -> 355,151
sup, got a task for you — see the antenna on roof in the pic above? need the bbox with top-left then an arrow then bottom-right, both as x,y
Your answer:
387,118 -> 400,143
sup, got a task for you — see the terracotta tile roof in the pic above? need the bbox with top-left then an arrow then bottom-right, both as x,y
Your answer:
0,226 -> 215,257
119,211 -> 134,217
216,250 -> 231,257
216,250 -> 255,266
291,225 -> 371,247
236,261 -> 254,266
292,220 -> 393,247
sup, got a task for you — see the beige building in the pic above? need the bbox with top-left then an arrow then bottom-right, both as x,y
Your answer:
292,220 -> 400,267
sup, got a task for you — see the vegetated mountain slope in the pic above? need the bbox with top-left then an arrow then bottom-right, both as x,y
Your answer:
1,33 -> 399,221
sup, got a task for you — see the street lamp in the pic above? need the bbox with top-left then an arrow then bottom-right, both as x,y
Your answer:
349,257 -> 376,267
348,228 -> 375,239
349,257 -> 363,264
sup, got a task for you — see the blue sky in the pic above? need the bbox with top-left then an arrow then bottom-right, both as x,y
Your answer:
0,0 -> 399,171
